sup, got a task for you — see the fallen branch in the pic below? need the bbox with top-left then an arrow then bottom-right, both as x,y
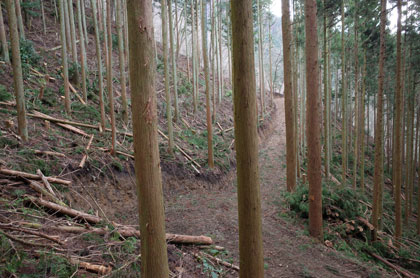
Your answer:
0,101 -> 16,106
34,150 -> 66,158
0,168 -> 71,185
26,199 -> 213,245
48,40 -> 79,51
27,180 -> 67,207
357,217 -> 374,231
79,134 -> 94,168
69,258 -> 112,275
0,224 -> 64,245
37,169 -> 56,197
27,196 -> 102,224
367,251 -> 416,278
194,251 -> 239,271
56,122 -> 89,137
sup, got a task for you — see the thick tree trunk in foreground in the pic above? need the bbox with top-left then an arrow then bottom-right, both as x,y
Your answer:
127,0 -> 170,275
231,0 -> 264,276
372,0 -> 386,242
201,0 -> 214,168
305,0 -> 323,241
6,0 -> 27,141
281,0 -> 296,192
394,0 -> 403,245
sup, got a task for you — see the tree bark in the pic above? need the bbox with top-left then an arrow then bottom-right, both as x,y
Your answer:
161,0 -> 174,154
127,0 -> 170,275
116,0 -> 128,124
372,0 -> 386,242
341,0 -> 347,185
106,0 -> 116,156
58,0 -> 71,113
76,0 -> 87,103
14,0 -> 25,38
305,0 -> 323,241
91,0 -> 106,130
0,5 -> 9,63
201,0 -> 214,168
231,0 -> 264,275
394,0 -> 403,245
168,0 -> 179,122
281,0 -> 296,192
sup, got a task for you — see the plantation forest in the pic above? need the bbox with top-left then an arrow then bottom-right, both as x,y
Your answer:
0,0 -> 420,277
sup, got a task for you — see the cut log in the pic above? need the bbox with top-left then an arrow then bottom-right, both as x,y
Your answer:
367,251 -> 416,278
34,150 -> 66,158
194,252 -> 239,271
27,180 -> 67,207
79,134 -> 94,168
56,123 -> 89,137
357,217 -> 375,231
27,196 -> 102,224
36,169 -> 56,196
0,168 -> 71,185
69,258 -> 112,275
26,199 -> 213,245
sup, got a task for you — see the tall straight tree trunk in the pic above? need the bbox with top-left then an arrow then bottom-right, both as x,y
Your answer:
76,0 -> 87,103
191,0 -> 197,113
360,49 -> 366,192
341,0 -> 347,185
68,0 -> 78,71
59,0 -> 71,113
372,0 -> 386,242
81,0 -> 88,45
323,2 -> 329,180
0,4 -> 10,63
210,0 -> 216,121
106,0 -> 116,155
127,0 -> 170,275
231,0 -> 264,275
268,15 -> 273,106
257,0 -> 264,118
41,0 -> 46,35
201,0 -> 214,168
394,0 -> 403,245
217,0 -> 223,101
305,0 -> 323,241
6,0 -> 27,141
116,0 -> 128,123
168,0 -> 179,122
352,6 -> 359,190
91,0 -> 105,130
281,0 -> 296,192
162,0 -> 174,153
14,0 -> 25,38
63,0 -> 72,54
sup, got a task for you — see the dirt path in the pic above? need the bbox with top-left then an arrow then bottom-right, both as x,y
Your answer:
165,97 -> 389,277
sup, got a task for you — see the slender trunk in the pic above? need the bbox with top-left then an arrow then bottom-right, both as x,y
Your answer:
127,0 -> 170,275
217,0 -> 223,102
191,0 -> 197,113
81,0 -> 88,45
305,0 -> 323,241
341,0 -> 347,185
0,5 -> 10,63
68,0 -> 78,68
231,0 -> 264,275
168,0 -> 179,122
211,0 -> 216,121
116,0 -> 128,123
41,0 -> 46,35
91,0 -> 106,130
201,0 -> 214,168
59,0 -> 71,113
360,49 -> 366,192
6,0 -> 27,141
282,0 -> 296,192
323,2 -> 329,180
394,0 -> 403,245
106,0 -> 116,156
14,0 -> 24,39
76,0 -> 87,103
268,15 -> 273,106
162,0 -> 174,153
63,0 -> 72,54
257,0 -> 264,118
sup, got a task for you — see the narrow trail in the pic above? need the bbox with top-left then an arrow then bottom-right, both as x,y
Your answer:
165,97 -> 388,277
